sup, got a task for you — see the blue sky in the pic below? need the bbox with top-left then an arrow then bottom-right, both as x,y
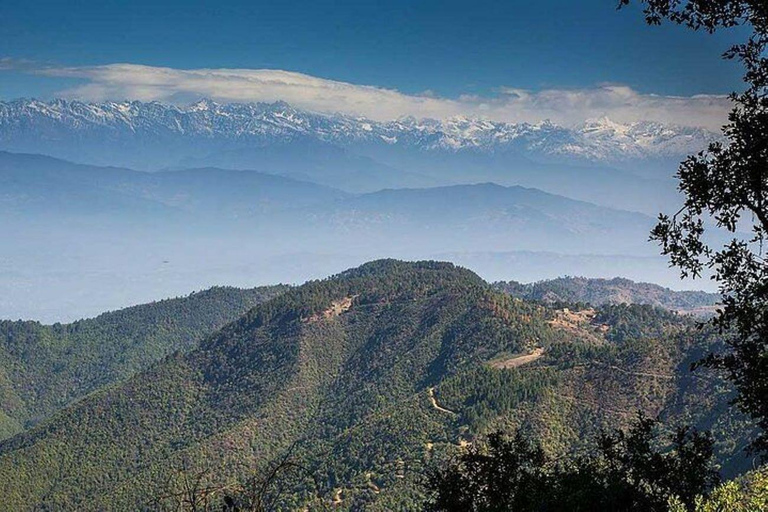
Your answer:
0,0 -> 748,127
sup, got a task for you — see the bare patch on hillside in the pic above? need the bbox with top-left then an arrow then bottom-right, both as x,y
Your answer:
489,347 -> 545,369
676,304 -> 720,318
305,295 -> 357,323
365,472 -> 381,493
331,488 -> 343,506
548,308 -> 609,339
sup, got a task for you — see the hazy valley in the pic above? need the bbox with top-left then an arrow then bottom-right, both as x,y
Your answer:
0,112 -> 711,322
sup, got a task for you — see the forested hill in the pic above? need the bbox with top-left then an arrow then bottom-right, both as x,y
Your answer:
0,285 -> 288,440
0,260 -> 751,510
494,276 -> 719,313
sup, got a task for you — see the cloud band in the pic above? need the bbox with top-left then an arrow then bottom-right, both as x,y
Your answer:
9,61 -> 733,130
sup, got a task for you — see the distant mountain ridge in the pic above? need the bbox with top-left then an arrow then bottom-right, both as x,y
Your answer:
0,151 -> 655,254
494,276 -> 720,313
0,99 -> 706,217
1,150 -> 688,321
0,150 -> 349,218
0,98 -> 715,169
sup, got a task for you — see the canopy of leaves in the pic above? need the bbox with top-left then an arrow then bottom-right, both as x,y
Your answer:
425,416 -> 720,512
623,0 -> 768,454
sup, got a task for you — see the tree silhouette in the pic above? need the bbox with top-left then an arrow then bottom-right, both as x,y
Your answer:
621,0 -> 768,454
424,416 -> 719,512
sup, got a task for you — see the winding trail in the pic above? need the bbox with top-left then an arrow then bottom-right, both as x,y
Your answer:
427,387 -> 457,415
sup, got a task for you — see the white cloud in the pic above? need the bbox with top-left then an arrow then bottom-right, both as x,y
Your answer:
29,62 -> 732,130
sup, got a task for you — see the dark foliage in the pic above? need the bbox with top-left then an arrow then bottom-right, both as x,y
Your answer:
622,0 -> 768,454
425,416 -> 719,512
425,432 -> 549,512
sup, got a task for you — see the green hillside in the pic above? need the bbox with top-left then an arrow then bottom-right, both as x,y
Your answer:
0,285 -> 288,440
0,261 -> 751,510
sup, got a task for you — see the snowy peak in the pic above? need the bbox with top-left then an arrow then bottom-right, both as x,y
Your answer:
0,98 -> 718,164
571,117 -> 715,160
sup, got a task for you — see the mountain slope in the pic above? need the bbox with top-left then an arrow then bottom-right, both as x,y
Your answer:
305,183 -> 655,255
0,285 -> 288,440
0,261 -> 751,510
178,139 -> 441,193
0,151 -> 349,220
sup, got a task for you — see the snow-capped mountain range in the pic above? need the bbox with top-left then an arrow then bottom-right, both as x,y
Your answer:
0,100 -> 713,319
0,98 -> 716,166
